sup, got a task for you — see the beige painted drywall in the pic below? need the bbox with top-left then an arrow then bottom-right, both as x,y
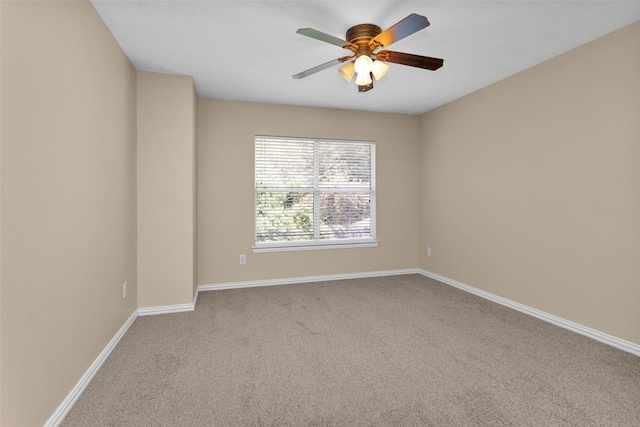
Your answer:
0,0 -> 3,416
419,21 -> 640,345
0,1 -> 138,425
192,84 -> 198,297
198,100 -> 420,285
137,71 -> 197,308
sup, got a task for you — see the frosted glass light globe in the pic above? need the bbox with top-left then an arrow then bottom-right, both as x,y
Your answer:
371,61 -> 389,81
354,55 -> 373,74
355,72 -> 372,86
339,61 -> 356,82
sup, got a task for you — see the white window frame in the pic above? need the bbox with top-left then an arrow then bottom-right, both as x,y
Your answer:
253,135 -> 378,253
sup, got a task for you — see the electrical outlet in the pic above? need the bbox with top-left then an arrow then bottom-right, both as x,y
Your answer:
239,254 -> 246,265
123,282 -> 128,298
427,247 -> 432,257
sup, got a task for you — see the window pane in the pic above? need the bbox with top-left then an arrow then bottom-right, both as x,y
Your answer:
319,141 -> 371,190
256,192 -> 314,242
255,138 -> 314,190
319,192 -> 370,239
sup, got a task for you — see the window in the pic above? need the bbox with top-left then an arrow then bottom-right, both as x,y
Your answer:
253,135 -> 377,253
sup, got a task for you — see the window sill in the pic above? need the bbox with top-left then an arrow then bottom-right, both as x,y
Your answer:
252,239 -> 379,253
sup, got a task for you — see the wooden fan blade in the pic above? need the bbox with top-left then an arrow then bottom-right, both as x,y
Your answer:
376,50 -> 443,70
292,56 -> 353,79
296,28 -> 357,51
370,13 -> 430,48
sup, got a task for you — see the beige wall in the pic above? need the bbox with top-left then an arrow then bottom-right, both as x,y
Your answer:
137,72 -> 197,307
419,21 -> 640,345
0,0 -> 3,415
192,84 -> 198,297
0,1 -> 138,426
0,2 -> 637,425
198,100 -> 420,284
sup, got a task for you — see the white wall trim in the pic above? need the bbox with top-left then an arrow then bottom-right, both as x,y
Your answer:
198,268 -> 420,292
47,288 -> 201,425
44,310 -> 138,427
46,268 -> 639,427
137,301 -> 195,316
252,240 -> 379,253
418,269 -> 640,357
192,287 -> 200,307
137,288 -> 199,316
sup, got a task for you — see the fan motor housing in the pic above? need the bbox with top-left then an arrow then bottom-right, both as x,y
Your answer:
346,24 -> 381,57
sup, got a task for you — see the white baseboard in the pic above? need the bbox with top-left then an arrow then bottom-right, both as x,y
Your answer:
137,290 -> 199,316
47,268 -> 638,426
192,287 -> 200,307
48,289 -> 200,425
44,310 -> 138,427
137,303 -> 194,316
198,268 -> 420,292
46,272 -> 412,425
418,269 -> 640,357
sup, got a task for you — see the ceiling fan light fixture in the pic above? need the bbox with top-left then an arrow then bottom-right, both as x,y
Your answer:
371,60 -> 389,81
339,61 -> 356,82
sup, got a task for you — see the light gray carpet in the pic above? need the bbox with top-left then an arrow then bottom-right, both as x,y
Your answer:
62,274 -> 640,426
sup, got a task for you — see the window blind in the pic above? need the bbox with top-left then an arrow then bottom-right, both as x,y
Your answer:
255,136 -> 376,248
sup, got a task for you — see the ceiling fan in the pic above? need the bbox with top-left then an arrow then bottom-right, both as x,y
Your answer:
292,13 -> 444,92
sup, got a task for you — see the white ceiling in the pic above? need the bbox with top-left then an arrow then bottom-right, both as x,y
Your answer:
91,1 -> 640,115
